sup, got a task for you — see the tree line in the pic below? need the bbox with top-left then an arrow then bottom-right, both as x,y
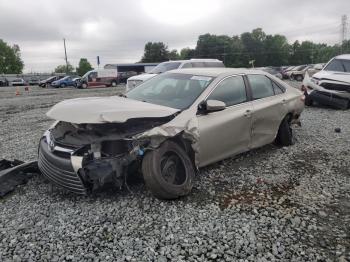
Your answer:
141,28 -> 350,67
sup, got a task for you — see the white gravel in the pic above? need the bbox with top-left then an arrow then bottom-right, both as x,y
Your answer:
0,84 -> 349,261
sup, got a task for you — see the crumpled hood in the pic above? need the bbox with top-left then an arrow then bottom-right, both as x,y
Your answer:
46,96 -> 179,124
313,70 -> 350,83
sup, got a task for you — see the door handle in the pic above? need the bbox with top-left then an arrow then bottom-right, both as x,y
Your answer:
244,109 -> 252,117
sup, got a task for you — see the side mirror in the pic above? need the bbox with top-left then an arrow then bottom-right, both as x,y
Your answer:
205,100 -> 226,112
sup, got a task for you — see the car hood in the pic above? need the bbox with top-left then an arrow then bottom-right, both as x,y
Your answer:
313,70 -> 350,83
46,96 -> 179,124
128,73 -> 158,82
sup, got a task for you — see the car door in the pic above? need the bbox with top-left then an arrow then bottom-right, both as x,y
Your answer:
88,72 -> 99,87
197,75 -> 252,167
246,74 -> 288,149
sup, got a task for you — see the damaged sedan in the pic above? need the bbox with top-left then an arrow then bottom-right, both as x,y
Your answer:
38,68 -> 304,199
303,54 -> 350,109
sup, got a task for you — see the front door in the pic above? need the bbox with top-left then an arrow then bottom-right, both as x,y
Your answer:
197,75 -> 253,167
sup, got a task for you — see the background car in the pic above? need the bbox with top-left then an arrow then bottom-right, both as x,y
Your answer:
0,76 -> 9,87
281,66 -> 296,79
10,78 -> 26,86
72,77 -> 81,87
126,59 -> 225,91
28,78 -> 40,85
287,65 -> 308,81
51,76 -> 76,88
39,76 -> 64,87
303,54 -> 350,109
306,63 -> 324,77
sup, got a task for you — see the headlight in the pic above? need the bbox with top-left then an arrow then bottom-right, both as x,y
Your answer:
310,78 -> 319,85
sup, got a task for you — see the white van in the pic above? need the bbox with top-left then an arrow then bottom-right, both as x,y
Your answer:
126,59 -> 224,91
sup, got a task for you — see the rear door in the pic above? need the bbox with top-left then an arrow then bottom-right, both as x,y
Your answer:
197,75 -> 252,167
246,74 -> 288,148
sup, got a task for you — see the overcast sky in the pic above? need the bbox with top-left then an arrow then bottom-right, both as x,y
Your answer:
0,0 -> 349,72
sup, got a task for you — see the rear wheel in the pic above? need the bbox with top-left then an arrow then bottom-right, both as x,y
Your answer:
82,83 -> 88,89
295,75 -> 303,81
275,116 -> 294,146
142,141 -> 195,200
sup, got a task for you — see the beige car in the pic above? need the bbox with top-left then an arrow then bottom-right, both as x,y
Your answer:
38,68 -> 304,199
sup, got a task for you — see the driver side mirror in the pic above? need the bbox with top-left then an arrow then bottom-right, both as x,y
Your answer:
199,99 -> 226,113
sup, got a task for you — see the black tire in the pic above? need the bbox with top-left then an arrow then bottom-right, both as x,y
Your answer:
111,81 -> 117,87
60,83 -> 66,88
275,116 -> 294,146
142,140 -> 195,200
305,95 -> 313,106
296,75 -> 303,81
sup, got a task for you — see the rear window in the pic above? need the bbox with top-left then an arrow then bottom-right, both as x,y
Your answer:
247,75 -> 275,100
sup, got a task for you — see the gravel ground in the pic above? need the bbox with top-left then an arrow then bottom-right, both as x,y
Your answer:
0,83 -> 349,261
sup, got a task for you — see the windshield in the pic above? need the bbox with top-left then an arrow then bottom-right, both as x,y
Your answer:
324,59 -> 350,72
81,71 -> 93,79
126,73 -> 213,109
149,62 -> 182,74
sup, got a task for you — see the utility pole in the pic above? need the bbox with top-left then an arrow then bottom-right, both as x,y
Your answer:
341,15 -> 348,54
63,38 -> 69,73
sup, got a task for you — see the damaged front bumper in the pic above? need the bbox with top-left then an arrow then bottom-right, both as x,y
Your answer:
38,131 -> 143,194
303,78 -> 350,109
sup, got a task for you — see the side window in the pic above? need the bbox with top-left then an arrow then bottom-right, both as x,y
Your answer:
247,75 -> 275,100
271,81 -> 284,95
181,63 -> 192,68
205,62 -> 224,67
208,76 -> 247,106
191,62 -> 205,67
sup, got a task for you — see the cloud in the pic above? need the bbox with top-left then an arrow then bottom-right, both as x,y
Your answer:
0,0 -> 348,72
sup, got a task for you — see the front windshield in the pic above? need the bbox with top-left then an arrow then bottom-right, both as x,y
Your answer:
324,59 -> 350,72
126,73 -> 213,110
149,62 -> 182,74
81,71 -> 92,79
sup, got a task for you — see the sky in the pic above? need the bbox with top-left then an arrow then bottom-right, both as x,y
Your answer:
0,0 -> 349,73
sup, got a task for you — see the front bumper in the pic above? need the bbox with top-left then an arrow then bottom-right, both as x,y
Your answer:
38,137 -> 87,194
38,131 -> 141,194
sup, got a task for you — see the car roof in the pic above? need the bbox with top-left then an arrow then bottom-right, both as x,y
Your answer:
161,59 -> 222,64
334,54 -> 350,60
167,67 -> 267,77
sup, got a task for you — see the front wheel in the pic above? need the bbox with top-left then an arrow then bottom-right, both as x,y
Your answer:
275,116 -> 294,146
142,141 -> 195,200
82,83 -> 88,89
111,81 -> 117,87
60,83 -> 66,88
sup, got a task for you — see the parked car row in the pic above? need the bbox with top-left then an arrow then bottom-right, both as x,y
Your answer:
281,64 -> 324,81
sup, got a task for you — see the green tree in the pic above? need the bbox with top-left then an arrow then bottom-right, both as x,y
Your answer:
180,47 -> 196,59
264,34 -> 290,66
54,63 -> 74,74
168,49 -> 180,60
0,40 -> 24,74
141,42 -> 170,62
76,58 -> 93,76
